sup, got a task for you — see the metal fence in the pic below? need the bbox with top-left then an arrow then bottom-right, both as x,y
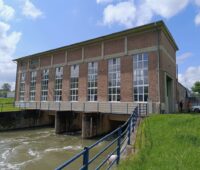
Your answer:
0,102 -> 22,112
55,106 -> 140,170
15,101 -> 147,115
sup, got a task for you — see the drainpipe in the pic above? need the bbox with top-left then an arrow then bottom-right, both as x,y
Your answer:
154,22 -> 161,113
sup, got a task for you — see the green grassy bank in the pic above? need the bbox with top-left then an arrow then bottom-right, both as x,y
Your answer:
0,98 -> 20,112
119,114 -> 200,170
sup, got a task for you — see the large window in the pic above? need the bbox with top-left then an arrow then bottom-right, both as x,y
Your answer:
19,72 -> 26,101
88,62 -> 98,101
41,69 -> 49,101
54,67 -> 63,101
108,58 -> 120,101
133,53 -> 149,102
70,65 -> 79,101
29,71 -> 37,101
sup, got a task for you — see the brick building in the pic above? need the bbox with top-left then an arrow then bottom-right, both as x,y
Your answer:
14,21 -> 178,137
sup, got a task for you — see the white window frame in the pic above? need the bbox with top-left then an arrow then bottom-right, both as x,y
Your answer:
29,71 -> 37,101
54,67 -> 63,102
87,62 -> 98,101
70,65 -> 79,101
41,69 -> 49,101
133,53 -> 149,102
108,58 -> 121,102
19,72 -> 26,101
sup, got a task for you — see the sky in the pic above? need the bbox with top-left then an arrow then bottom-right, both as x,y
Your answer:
0,0 -> 200,90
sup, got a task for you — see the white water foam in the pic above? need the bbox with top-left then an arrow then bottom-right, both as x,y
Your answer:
22,142 -> 29,145
0,150 -> 43,170
44,145 -> 83,153
1,150 -> 10,160
28,149 -> 39,157
0,157 -> 41,170
34,133 -> 51,140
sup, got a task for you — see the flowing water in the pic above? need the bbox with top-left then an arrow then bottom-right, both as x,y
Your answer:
0,128 -> 112,170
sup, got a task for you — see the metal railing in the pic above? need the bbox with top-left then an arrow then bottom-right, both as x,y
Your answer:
55,106 -> 140,170
15,101 -> 148,115
0,102 -> 22,112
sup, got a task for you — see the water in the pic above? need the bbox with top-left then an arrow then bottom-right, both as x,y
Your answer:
0,128 -> 112,170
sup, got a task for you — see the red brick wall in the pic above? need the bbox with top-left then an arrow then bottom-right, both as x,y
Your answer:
15,64 -> 19,101
127,31 -> 157,51
68,48 -> 82,62
35,70 -> 41,101
148,51 -> 159,102
104,38 -> 124,55
15,27 -> 177,105
48,67 -> 55,101
121,56 -> 133,102
40,55 -> 51,67
84,43 -> 101,59
98,60 -> 108,101
160,51 -> 176,78
159,50 -> 176,103
62,65 -> 70,101
53,51 -> 65,65
160,32 -> 176,60
79,63 -> 87,101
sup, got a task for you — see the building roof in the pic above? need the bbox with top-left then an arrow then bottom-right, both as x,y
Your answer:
14,20 -> 178,61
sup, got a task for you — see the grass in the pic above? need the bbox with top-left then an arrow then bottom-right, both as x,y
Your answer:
119,114 -> 200,170
0,98 -> 14,103
0,98 -> 20,112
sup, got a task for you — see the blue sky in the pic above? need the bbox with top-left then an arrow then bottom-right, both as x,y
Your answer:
0,0 -> 200,90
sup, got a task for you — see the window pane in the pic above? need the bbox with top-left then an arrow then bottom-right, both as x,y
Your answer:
144,86 -> 148,93
87,62 -> 98,101
108,58 -> 120,101
70,65 -> 79,101
29,71 -> 37,101
133,53 -> 149,102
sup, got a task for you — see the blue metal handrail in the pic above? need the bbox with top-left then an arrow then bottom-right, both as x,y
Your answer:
55,106 -> 140,170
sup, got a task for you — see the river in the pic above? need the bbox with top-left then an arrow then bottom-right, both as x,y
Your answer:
0,128 -> 113,170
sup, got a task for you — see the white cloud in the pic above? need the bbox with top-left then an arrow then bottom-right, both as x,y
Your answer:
0,0 -> 15,21
100,0 -> 190,27
134,2 -> 153,26
96,0 -> 114,4
145,0 -> 189,19
195,0 -> 200,6
0,21 -> 22,90
177,52 -> 192,64
178,66 -> 200,89
22,0 -> 43,19
195,12 -> 200,25
103,1 -> 136,28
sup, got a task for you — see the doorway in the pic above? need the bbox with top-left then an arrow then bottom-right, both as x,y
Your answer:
165,75 -> 173,113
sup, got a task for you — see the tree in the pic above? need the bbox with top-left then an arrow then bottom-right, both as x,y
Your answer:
1,83 -> 11,92
192,81 -> 200,94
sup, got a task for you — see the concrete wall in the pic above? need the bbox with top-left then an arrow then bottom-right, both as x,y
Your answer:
54,111 -> 130,138
55,111 -> 82,134
81,112 -> 130,138
82,113 -> 110,138
0,110 -> 53,131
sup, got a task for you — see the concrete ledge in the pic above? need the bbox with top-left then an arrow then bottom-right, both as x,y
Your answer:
15,101 -> 143,114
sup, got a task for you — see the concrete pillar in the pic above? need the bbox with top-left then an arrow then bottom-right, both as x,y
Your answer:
65,112 -> 82,132
82,113 -> 111,138
55,112 -> 66,134
82,113 -> 96,138
55,111 -> 82,134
